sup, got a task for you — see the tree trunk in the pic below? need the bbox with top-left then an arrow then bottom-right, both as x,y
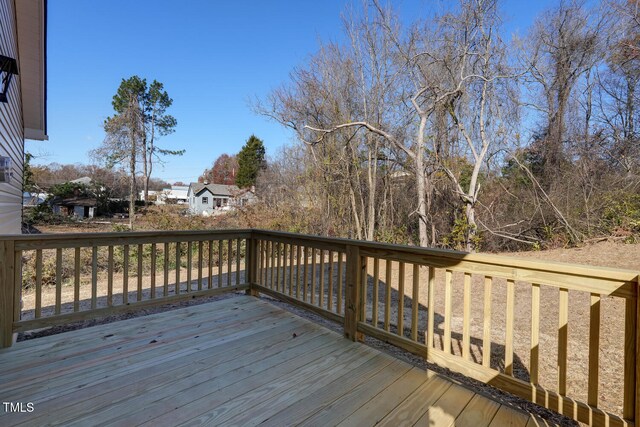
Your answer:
142,134 -> 148,205
366,138 -> 378,241
416,116 -> 430,247
129,138 -> 136,230
128,96 -> 138,230
145,110 -> 156,204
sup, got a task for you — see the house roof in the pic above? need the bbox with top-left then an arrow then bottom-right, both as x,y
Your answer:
189,182 -> 241,197
162,186 -> 188,199
52,197 -> 97,207
16,0 -> 47,141
70,176 -> 92,185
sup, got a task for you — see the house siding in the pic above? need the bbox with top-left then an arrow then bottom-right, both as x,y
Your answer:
0,0 -> 24,234
190,190 -> 227,215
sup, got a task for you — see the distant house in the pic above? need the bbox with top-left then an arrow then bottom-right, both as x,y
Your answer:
70,176 -> 92,186
158,185 -> 189,205
51,197 -> 97,219
139,190 -> 159,202
187,182 -> 255,216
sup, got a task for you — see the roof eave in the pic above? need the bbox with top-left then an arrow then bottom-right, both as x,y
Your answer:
16,0 -> 47,141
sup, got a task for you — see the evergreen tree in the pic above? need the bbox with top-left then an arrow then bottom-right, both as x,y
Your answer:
236,135 -> 265,188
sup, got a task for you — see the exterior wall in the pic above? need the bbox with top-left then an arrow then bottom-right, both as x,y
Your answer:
189,190 -> 230,215
73,206 -> 84,218
0,0 -> 24,234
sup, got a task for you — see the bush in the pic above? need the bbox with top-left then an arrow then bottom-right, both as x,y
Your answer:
600,192 -> 640,239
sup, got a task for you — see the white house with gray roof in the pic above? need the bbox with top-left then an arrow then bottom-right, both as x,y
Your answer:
187,182 -> 255,216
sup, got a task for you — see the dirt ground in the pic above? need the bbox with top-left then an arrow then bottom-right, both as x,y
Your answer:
16,225 -> 639,425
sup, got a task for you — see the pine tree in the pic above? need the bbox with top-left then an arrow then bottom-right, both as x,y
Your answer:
236,135 -> 265,188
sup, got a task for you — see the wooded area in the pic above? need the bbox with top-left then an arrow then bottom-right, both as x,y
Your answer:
254,0 -> 640,252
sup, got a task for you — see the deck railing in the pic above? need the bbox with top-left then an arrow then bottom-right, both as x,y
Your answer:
0,229 -> 638,427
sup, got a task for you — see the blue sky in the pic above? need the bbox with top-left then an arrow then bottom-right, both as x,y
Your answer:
27,0 -> 556,183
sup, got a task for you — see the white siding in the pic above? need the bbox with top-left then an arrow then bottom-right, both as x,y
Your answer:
0,0 -> 23,234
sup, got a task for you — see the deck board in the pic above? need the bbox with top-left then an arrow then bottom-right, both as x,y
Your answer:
0,295 -> 541,426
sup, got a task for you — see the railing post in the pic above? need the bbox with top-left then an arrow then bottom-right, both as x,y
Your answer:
636,276 -> 640,424
0,240 -> 16,348
344,244 -> 363,342
245,236 -> 259,297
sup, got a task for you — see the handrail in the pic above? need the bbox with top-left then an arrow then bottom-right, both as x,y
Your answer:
0,228 -> 638,427
250,229 -> 639,427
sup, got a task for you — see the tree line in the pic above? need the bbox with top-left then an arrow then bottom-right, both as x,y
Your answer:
254,0 -> 640,252
199,135 -> 266,188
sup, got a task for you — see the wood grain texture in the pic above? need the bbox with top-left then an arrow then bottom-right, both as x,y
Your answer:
505,279 -> 515,376
0,240 -> 15,347
483,276 -> 492,368
530,283 -> 540,386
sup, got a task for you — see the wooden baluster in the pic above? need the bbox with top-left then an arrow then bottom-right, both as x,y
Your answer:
256,240 -> 262,285
186,241 -> 192,293
198,241 -> 203,290
245,238 -> 258,296
208,240 -> 213,289
236,239 -> 241,285
150,243 -> 157,299
276,242 -> 282,292
623,294 -> 638,420
123,245 -> 129,304
505,279 -> 515,376
218,240 -> 223,288
13,249 -> 21,333
262,240 -> 267,287
360,257 -> 368,324
137,244 -> 143,300
444,269 -> 452,353
337,252 -> 343,314
108,246 -> 114,306
588,292 -> 600,408
303,246 -> 308,302
372,258 -> 379,328
289,244 -> 294,296
295,245 -> 301,299
530,283 -> 540,384
269,240 -> 274,289
263,240 -> 268,285
281,244 -> 287,292
54,248 -> 62,315
163,242 -> 169,296
427,266 -> 435,349
227,239 -> 232,287
411,264 -> 420,342
385,260 -> 392,332
35,249 -> 42,318
175,242 -> 181,295
462,272 -> 471,360
328,250 -> 334,312
558,287 -> 568,397
398,262 -> 405,337
74,247 -> 80,312
0,240 -> 17,347
91,246 -> 98,309
311,248 -> 316,305
319,250 -> 325,308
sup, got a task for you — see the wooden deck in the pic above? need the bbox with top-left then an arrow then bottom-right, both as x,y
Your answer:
0,295 -> 543,426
